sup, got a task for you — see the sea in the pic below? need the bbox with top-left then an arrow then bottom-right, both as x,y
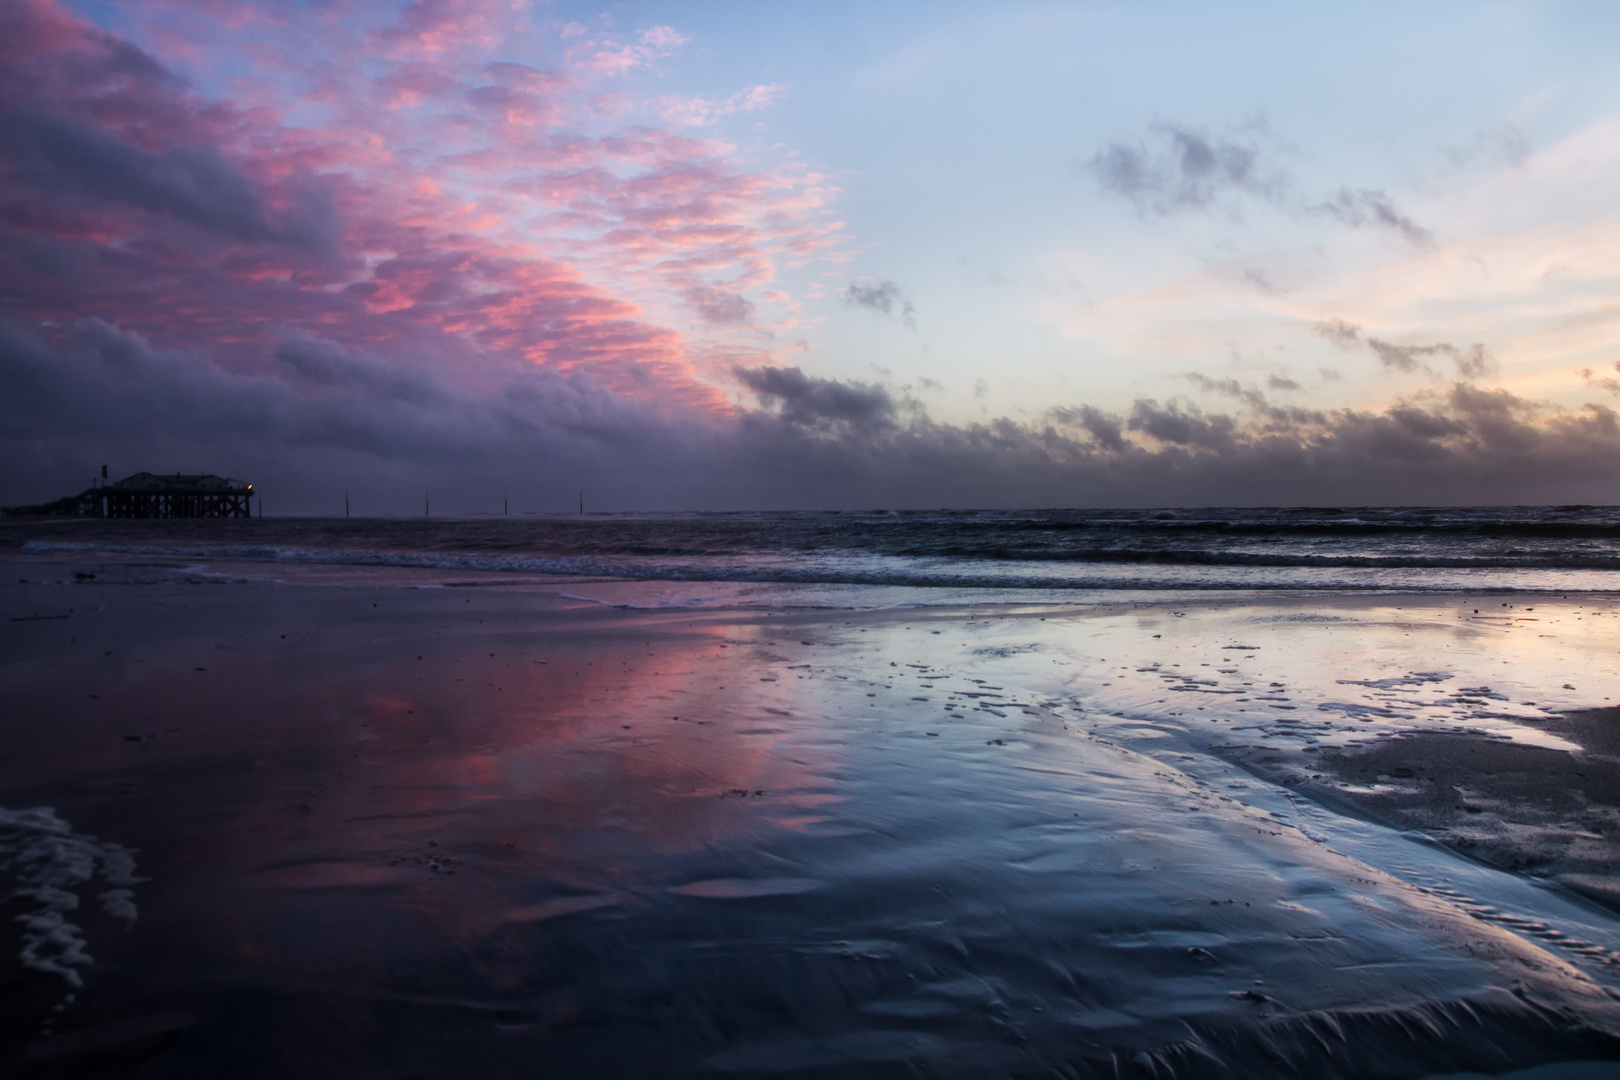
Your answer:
10,504 -> 1620,597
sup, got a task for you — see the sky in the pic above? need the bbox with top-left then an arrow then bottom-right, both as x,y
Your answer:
4,0 -> 1620,512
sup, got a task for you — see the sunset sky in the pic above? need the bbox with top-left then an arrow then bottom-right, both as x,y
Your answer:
5,0 -> 1620,511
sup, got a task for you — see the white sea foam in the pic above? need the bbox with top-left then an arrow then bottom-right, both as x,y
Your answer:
0,806 -> 141,987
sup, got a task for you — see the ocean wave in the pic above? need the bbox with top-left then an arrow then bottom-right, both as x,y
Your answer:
18,537 -> 1620,593
11,505 -> 1620,592
876,545 -> 1620,569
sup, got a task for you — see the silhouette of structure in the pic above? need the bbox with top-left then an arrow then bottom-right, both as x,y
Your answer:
3,472 -> 254,518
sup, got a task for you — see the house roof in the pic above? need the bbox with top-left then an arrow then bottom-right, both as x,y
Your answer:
111,472 -> 250,491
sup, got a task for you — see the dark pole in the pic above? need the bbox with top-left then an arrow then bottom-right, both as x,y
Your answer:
345,491 -> 350,518
504,493 -> 508,516
579,489 -> 583,515
425,492 -> 430,518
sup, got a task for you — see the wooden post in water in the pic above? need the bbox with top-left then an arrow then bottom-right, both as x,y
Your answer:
504,493 -> 508,516
579,489 -> 583,515
345,491 -> 350,518
425,492 -> 430,518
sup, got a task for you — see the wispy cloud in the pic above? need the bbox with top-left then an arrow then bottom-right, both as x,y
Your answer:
1314,188 -> 1433,247
1580,363 -> 1620,395
1090,123 -> 1284,214
654,83 -> 789,126
1313,319 -> 1365,349
1311,320 -> 1492,378
844,280 -> 917,330
1090,121 -> 1431,246
569,25 -> 690,76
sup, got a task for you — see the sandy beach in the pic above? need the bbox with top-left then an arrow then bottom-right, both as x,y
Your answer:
4,550 -> 1620,1077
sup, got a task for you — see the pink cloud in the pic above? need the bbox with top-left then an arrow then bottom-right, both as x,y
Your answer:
568,24 -> 689,76
654,83 -> 790,127
373,0 -> 528,59
0,0 -> 842,417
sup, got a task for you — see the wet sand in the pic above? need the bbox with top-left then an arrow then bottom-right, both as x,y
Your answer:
1308,712 -> 1620,908
4,557 -> 1620,1078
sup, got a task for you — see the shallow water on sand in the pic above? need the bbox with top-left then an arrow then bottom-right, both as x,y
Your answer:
4,558 -> 1620,1077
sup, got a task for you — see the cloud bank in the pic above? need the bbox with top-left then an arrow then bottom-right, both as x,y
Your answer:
9,317 -> 1620,512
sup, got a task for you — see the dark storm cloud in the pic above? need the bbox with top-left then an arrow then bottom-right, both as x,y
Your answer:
1385,404 -> 1468,441
0,318 -> 717,508
844,280 -> 916,330
271,331 -> 447,405
2,318 -> 289,445
734,365 -> 895,431
1127,399 -> 1237,450
682,284 -> 755,325
1091,123 -> 1431,246
8,318 -> 1620,513
0,111 -> 339,254
1047,405 -> 1127,451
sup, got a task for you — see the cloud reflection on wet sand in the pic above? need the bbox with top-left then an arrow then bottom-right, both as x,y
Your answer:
4,566 -> 1620,1076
